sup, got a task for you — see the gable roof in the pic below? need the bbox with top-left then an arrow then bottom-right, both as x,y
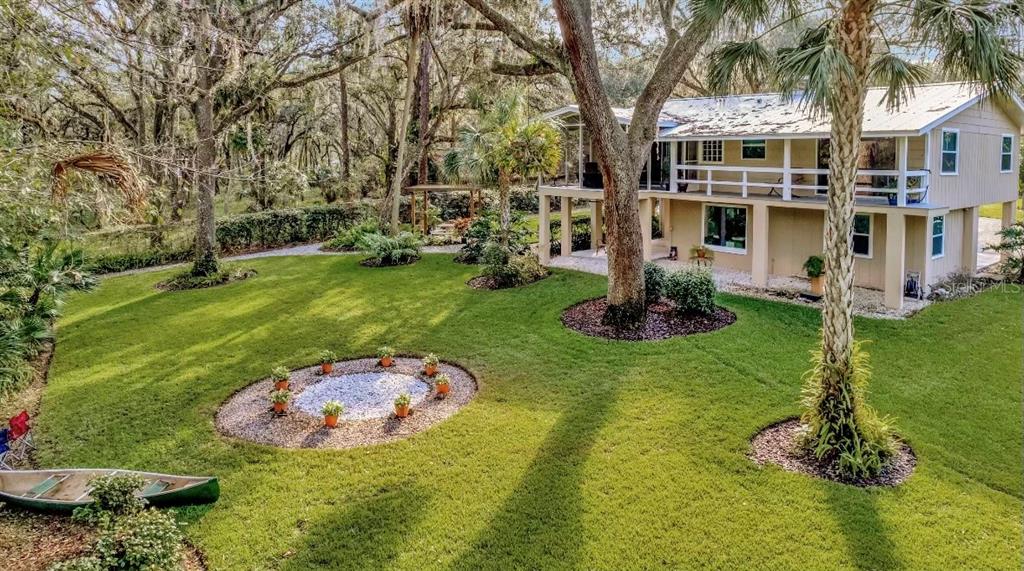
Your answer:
543,83 -> 1024,139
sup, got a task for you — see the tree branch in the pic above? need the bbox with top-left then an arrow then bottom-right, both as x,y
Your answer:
462,0 -> 568,75
492,60 -> 558,76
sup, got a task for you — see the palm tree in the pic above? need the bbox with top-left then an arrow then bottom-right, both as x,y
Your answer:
443,90 -> 562,246
708,0 -> 1022,476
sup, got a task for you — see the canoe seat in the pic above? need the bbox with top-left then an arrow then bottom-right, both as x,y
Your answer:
142,480 -> 171,495
26,474 -> 69,498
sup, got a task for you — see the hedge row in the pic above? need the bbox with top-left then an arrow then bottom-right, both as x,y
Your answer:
87,205 -> 359,274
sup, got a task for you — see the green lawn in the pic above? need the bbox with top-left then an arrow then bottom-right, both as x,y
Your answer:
981,199 -> 1023,222
39,255 -> 1022,569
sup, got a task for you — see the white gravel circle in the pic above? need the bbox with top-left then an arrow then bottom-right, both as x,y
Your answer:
294,371 -> 430,420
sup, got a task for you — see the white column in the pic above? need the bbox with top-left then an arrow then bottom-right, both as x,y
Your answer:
560,196 -> 572,257
742,171 -> 749,198
590,201 -> 603,249
783,139 -> 792,201
646,148 -> 652,191
669,142 -> 679,192
538,194 -> 551,264
640,198 -> 653,261
577,127 -> 584,185
962,206 -> 979,274
751,203 -> 769,288
885,212 -> 906,310
705,169 -> 713,196
897,136 -> 908,207
1001,200 -> 1017,262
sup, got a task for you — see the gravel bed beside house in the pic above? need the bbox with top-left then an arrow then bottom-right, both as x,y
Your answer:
215,357 -> 476,449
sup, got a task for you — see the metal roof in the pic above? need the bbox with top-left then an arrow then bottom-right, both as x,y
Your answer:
543,83 -> 1024,139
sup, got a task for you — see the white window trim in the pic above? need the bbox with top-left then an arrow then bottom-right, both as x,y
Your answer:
853,213 -> 873,259
939,128 -> 959,176
931,215 -> 945,259
699,140 -> 724,164
1000,133 -> 1014,173
701,203 -> 748,255
740,139 -> 767,161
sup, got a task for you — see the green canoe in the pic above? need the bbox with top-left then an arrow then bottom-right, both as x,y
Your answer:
0,468 -> 219,513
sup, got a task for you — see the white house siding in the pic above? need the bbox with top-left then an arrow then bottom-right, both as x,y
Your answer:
928,101 -> 1020,210
928,208 -> 967,284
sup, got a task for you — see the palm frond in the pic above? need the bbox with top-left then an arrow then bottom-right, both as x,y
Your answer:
869,53 -> 932,111
775,23 -> 854,116
706,40 -> 774,95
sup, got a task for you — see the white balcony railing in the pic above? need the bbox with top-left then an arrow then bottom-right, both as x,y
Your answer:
674,164 -> 929,206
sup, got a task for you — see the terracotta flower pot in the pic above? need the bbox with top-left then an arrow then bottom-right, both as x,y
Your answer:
324,415 -> 339,428
273,402 -> 287,414
321,363 -> 333,375
274,380 -> 289,391
424,364 -> 437,377
810,275 -> 824,295
395,404 -> 410,418
436,383 -> 450,396
380,356 -> 393,368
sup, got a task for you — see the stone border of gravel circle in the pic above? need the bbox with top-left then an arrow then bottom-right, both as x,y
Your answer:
215,356 -> 477,450
749,417 -> 916,487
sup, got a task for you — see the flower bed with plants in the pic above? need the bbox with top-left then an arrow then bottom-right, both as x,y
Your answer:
215,353 -> 477,449
561,263 -> 736,341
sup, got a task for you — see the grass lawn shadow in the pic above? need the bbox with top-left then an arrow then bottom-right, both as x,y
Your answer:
826,484 -> 902,570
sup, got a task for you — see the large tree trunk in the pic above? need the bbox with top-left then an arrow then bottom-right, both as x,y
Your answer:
815,0 -> 878,446
191,3 -> 219,277
601,161 -> 645,322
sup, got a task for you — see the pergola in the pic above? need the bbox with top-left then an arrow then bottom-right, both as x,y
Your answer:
403,184 -> 482,234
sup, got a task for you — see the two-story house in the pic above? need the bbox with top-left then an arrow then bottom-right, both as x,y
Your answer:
537,83 -> 1023,309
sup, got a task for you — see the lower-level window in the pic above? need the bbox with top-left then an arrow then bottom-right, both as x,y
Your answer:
704,205 -> 747,252
932,215 -> 945,258
853,213 -> 872,257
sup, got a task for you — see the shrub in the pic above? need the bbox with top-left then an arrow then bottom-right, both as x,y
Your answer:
72,474 -> 146,525
216,205 -> 358,252
322,219 -> 381,252
271,366 -> 290,381
86,249 -> 192,274
664,267 -> 717,316
91,509 -> 183,571
321,400 -> 344,417
548,215 -> 592,255
988,223 -> 1024,284
358,232 -> 423,266
481,241 -> 546,288
318,350 -> 336,365
643,262 -> 667,305
457,210 -> 529,264
49,557 -> 104,571
800,341 -> 897,478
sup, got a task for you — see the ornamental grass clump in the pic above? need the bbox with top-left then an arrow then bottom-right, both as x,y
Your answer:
664,267 -> 717,316
800,341 -> 897,478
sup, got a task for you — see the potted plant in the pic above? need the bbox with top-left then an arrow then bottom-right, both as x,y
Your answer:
319,350 -> 337,375
321,400 -> 343,428
271,366 -> 290,391
689,244 -> 715,267
378,345 -> 395,368
803,255 -> 825,295
271,389 -> 291,415
394,393 -> 411,418
422,353 -> 440,377
434,373 -> 451,396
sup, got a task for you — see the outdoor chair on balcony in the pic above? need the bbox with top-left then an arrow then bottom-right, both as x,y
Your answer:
582,162 -> 603,189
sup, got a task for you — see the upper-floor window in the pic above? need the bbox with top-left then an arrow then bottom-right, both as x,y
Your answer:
700,140 -> 723,163
853,213 -> 872,258
932,215 -> 945,258
741,139 -> 766,160
1001,134 -> 1014,173
941,129 -> 959,175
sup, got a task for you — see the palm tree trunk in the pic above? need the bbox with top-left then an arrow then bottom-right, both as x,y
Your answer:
817,0 -> 877,441
191,2 -> 219,277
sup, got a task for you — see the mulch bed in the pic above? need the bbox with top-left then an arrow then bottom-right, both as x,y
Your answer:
216,357 -> 477,450
561,297 -> 736,341
156,268 -> 256,291
359,256 -> 419,268
749,418 -> 916,487
466,273 -> 549,290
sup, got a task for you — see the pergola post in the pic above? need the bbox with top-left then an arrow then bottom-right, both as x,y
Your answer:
560,196 -> 572,257
422,189 -> 429,235
590,201 -> 603,249
538,194 -> 551,263
885,212 -> 906,310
